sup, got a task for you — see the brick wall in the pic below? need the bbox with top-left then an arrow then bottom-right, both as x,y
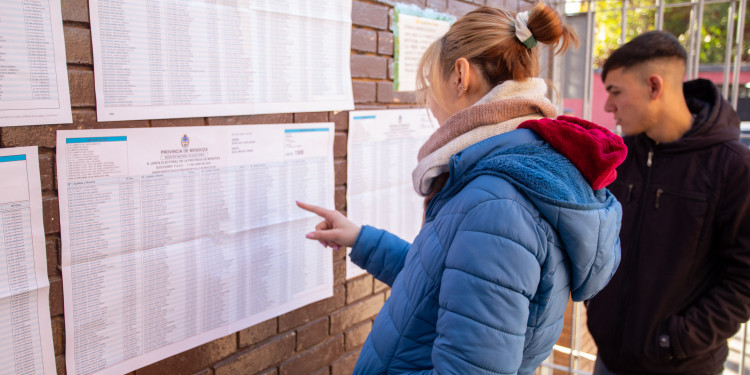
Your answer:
0,0 -> 536,374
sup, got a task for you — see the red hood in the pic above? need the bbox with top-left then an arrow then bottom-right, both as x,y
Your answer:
518,116 -> 627,190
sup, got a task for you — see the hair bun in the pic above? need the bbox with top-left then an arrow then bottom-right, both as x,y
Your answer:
526,2 -> 579,54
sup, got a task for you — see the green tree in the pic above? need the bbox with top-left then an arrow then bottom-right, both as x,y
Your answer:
588,0 -> 750,68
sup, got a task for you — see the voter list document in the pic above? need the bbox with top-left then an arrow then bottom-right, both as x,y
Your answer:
346,109 -> 437,279
0,0 -> 72,126
89,0 -> 354,122
57,124 -> 335,375
0,147 -> 56,374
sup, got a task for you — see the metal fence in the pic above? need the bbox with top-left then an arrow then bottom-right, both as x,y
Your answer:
535,0 -> 750,373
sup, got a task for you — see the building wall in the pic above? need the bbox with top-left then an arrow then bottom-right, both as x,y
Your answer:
0,0 -> 536,374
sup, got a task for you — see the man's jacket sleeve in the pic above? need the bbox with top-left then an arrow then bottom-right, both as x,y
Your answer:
667,155 -> 750,359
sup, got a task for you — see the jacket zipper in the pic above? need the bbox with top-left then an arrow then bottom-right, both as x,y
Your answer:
615,146 -> 655,359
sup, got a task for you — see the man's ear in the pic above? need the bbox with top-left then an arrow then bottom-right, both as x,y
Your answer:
647,74 -> 664,100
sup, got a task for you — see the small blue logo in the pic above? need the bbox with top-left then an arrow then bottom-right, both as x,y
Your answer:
181,134 -> 189,148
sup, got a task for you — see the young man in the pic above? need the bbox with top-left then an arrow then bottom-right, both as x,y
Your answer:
587,31 -> 750,374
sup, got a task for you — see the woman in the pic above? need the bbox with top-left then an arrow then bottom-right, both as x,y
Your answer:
298,3 -> 626,374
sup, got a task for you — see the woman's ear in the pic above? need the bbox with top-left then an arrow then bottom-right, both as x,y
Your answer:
454,58 -> 471,96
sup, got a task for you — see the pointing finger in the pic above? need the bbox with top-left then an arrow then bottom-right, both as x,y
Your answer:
296,201 -> 336,220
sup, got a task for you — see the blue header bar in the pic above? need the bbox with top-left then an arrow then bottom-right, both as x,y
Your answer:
66,136 -> 127,144
284,128 -> 329,133
353,115 -> 376,120
0,155 -> 26,163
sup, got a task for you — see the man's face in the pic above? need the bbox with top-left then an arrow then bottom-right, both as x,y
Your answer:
603,67 -> 654,136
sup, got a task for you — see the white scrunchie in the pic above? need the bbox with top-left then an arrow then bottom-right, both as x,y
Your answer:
515,11 -> 537,48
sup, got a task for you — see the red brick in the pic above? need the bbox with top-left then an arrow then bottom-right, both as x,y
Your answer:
151,118 -> 205,127
294,112 -> 329,123
329,110 -> 349,131
517,1 -> 533,12
139,334 -> 235,375
377,82 -> 417,104
311,367 -> 331,375
354,104 -> 388,111
345,321 -> 372,351
351,28 -> 378,53
347,275 -> 374,304
373,279 -> 390,294
207,113 -> 294,125
239,318 -> 278,348
65,26 -> 93,65
333,133 -> 347,158
331,351 -> 359,375
378,31 -> 394,56
330,294 -> 385,334
486,0 -> 506,8
351,55 -> 388,79
334,160 -> 347,186
46,236 -> 60,278
194,369 -> 213,375
297,317 -> 330,351
382,0 -> 426,6
257,368 -> 279,375
352,2 -> 389,29
279,335 -> 344,375
62,0 -> 89,23
49,277 -> 63,316
334,186 -> 346,211
352,81 -> 376,103
388,57 -> 394,80
214,332 -> 295,375
56,355 -> 66,375
42,196 -> 60,234
0,125 -> 61,148
334,260 -> 346,286
52,317 -> 64,355
68,68 -> 96,107
72,109 -> 149,129
426,0 -> 449,12
278,286 -> 345,332
38,151 -> 55,192
448,0 -> 478,16
332,245 -> 346,262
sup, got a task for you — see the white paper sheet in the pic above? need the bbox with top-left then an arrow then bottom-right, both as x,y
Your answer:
346,109 -> 437,279
394,12 -> 451,92
88,0 -> 354,122
57,124 -> 335,375
0,147 -> 56,374
0,0 -> 72,126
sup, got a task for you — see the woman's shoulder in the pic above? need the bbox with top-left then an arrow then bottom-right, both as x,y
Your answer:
438,174 -> 543,226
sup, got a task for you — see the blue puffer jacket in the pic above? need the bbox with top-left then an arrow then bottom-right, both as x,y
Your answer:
350,128 -> 622,374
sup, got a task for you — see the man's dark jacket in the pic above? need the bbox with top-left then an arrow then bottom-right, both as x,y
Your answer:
587,79 -> 750,374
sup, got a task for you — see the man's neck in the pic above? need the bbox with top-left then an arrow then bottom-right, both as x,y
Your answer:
648,99 -> 693,144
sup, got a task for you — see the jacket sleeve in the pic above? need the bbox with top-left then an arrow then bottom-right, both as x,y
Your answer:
667,154 -> 750,359
349,225 -> 411,286
429,198 -> 543,374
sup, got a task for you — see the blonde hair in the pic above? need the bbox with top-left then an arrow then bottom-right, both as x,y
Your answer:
416,3 -> 578,105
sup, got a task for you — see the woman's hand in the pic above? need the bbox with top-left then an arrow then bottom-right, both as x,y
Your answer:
296,201 -> 361,250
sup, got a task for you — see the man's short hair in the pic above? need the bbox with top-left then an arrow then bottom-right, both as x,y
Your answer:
602,31 -> 687,81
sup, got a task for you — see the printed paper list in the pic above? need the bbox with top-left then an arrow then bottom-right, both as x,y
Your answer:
90,0 -> 353,121
0,0 -> 72,126
0,147 -> 56,375
346,109 -> 436,278
58,124 -> 335,375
